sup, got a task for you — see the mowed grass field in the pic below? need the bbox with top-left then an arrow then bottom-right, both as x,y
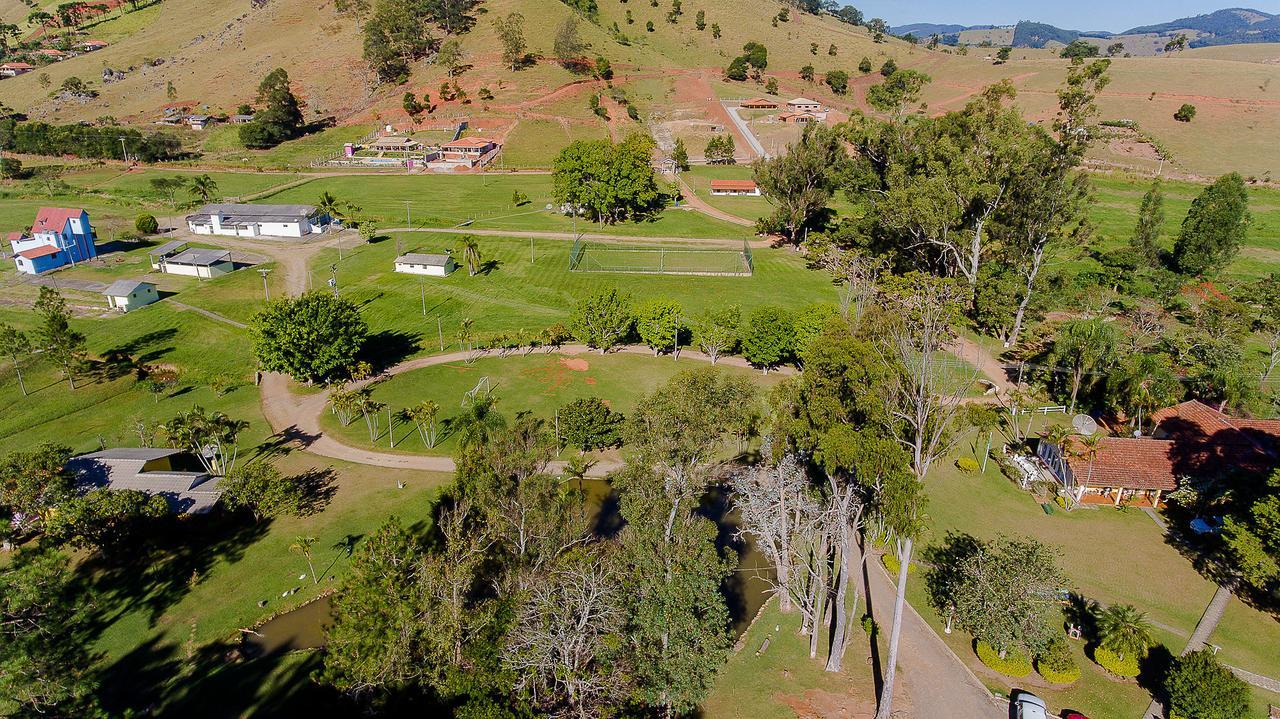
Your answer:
320,352 -> 775,456
310,233 -> 836,349
258,173 -> 754,239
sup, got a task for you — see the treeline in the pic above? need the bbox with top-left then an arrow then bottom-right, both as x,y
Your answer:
0,119 -> 186,161
352,0 -> 481,82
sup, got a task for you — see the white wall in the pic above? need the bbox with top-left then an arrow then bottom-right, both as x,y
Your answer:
163,261 -> 233,279
394,261 -> 453,277
188,219 -> 310,238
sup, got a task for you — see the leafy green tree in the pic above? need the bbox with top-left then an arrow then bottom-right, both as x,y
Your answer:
0,546 -> 102,716
741,41 -> 768,70
34,287 -> 85,390
459,235 -> 482,276
554,16 -> 589,70
1096,603 -> 1154,661
995,46 -> 1012,62
1130,179 -> 1164,263
704,133 -> 736,164
161,406 -> 249,476
135,213 -> 159,234
436,39 -> 465,77
824,69 -> 849,94
671,137 -> 689,172
858,56 -> 872,73
635,298 -> 683,356
1172,172 -> 1250,276
495,12 -> 527,71
568,288 -> 634,353
691,305 -> 740,364
218,461 -> 304,521
401,400 -> 441,448
0,444 -> 74,537
402,92 -> 425,119
239,68 -> 305,148
1049,318 -> 1120,413
1105,352 -> 1182,433
362,0 -> 440,81
753,124 -> 848,242
250,292 -> 369,384
1107,42 -> 1125,56
0,322 -> 32,397
47,487 -> 169,552
1164,649 -> 1250,719
695,9 -> 705,30
149,176 -> 186,206
711,22 -> 720,38
557,396 -> 624,451
1222,469 -> 1280,593
724,55 -> 748,81
1174,103 -> 1196,122
552,134 -> 661,224
879,57 -> 897,76
740,305 -> 793,371
799,63 -> 815,82
1060,39 -> 1100,60
865,68 -> 930,113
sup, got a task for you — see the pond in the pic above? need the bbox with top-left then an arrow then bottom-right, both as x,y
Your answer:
244,477 -> 772,656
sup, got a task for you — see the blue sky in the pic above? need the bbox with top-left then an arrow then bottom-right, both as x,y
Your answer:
864,0 -> 1278,33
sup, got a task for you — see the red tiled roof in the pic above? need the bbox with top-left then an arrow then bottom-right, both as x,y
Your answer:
6,231 -> 24,241
1062,400 -> 1280,492
18,245 -> 61,260
1,62 -> 34,70
82,40 -> 108,47
710,180 -> 758,191
442,137 -> 496,149
31,207 -> 83,235
741,97 -> 777,107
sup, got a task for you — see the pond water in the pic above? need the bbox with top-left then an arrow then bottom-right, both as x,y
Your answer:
245,477 -> 771,657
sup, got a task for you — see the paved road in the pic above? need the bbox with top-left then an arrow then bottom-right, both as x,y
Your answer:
720,101 -> 769,159
860,544 -> 1004,719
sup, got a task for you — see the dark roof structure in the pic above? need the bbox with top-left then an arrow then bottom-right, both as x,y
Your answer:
396,252 -> 453,266
67,448 -> 221,514
165,248 -> 233,266
187,203 -> 318,225
102,279 -> 154,296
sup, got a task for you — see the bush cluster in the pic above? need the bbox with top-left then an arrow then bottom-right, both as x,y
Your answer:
1035,637 -> 1081,684
1093,646 -> 1141,678
975,641 -> 1032,677
955,456 -> 979,473
881,553 -> 916,575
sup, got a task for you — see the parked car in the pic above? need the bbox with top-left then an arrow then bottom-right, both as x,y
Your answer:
1062,712 -> 1091,719
1012,693 -> 1048,719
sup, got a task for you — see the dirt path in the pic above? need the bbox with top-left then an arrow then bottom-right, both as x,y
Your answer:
259,344 -> 792,478
168,300 -> 246,329
947,335 -> 1016,394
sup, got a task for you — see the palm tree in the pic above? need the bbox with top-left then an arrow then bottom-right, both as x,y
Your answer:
1097,603 -> 1154,661
188,174 -> 219,203
460,235 -> 482,276
289,535 -> 319,584
1075,433 -> 1103,490
451,394 -> 506,450
401,400 -> 440,447
317,191 -> 345,222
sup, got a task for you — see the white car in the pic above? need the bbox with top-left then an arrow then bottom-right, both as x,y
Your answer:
1013,693 -> 1049,719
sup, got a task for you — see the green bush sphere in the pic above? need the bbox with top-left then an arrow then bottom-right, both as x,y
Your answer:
1093,646 -> 1141,678
956,456 -> 980,473
135,214 -> 159,234
976,641 -> 1032,677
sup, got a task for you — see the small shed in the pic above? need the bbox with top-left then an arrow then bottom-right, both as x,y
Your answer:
160,248 -> 234,278
148,240 -> 189,269
394,252 -> 457,277
710,179 -> 761,196
102,279 -> 158,312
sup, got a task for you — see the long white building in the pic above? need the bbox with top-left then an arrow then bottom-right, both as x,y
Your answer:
186,203 -> 327,239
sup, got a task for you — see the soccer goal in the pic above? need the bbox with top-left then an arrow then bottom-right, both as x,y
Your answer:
568,237 -> 753,276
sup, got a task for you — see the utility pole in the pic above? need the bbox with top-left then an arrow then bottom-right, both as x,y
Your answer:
258,267 -> 272,301
530,236 -> 534,264
437,317 -> 444,351
387,406 -> 395,448
419,279 -> 426,316
329,264 -> 339,298
117,136 -> 128,164
404,200 -> 413,229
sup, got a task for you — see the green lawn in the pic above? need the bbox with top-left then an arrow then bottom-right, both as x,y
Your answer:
256,174 -> 753,239
60,167 -> 301,203
502,119 -> 609,168
310,233 -> 837,350
201,124 -> 377,169
320,352 -> 775,456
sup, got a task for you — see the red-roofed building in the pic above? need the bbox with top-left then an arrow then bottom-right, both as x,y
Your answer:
709,179 -> 761,196
0,62 -> 35,78
1038,400 -> 1280,507
81,40 -> 108,51
9,207 -> 97,274
34,48 -> 66,59
779,111 -> 819,124
433,137 -> 501,169
740,97 -> 778,109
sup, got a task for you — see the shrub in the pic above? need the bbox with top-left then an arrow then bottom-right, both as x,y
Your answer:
975,641 -> 1032,677
1035,637 -> 1081,685
1093,646 -> 1140,678
955,457 -> 979,473
860,614 -> 878,637
1173,103 -> 1196,122
881,552 -> 916,575
135,214 -> 159,234
1165,649 -> 1249,719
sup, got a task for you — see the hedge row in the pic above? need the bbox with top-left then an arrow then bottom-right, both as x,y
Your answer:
975,641 -> 1033,678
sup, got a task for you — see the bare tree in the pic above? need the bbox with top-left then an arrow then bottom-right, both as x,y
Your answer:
815,246 -> 884,324
874,273 -> 973,718
731,449 -> 814,615
504,554 -> 625,719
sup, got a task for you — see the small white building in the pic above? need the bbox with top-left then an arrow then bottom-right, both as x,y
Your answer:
102,279 -> 158,312
159,248 -> 234,278
394,252 -> 457,277
186,203 -> 325,239
709,180 -> 761,196
787,97 -> 823,113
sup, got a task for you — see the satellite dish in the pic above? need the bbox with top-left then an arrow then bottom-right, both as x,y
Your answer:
1072,414 -> 1099,436
544,203 -> 553,211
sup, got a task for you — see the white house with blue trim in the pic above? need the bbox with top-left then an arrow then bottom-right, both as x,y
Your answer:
8,207 -> 97,274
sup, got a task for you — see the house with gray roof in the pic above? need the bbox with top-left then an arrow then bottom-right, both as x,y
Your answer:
394,251 -> 457,276
102,279 -> 158,312
158,247 -> 234,278
186,203 -> 328,239
67,448 -> 221,514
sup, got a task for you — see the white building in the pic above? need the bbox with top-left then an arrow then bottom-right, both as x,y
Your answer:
787,97 -> 823,113
158,248 -> 234,278
394,252 -> 457,277
102,279 -> 159,312
186,203 -> 326,239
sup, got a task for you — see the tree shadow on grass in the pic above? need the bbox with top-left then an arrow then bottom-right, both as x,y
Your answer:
295,467 -> 338,517
358,330 -> 421,372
